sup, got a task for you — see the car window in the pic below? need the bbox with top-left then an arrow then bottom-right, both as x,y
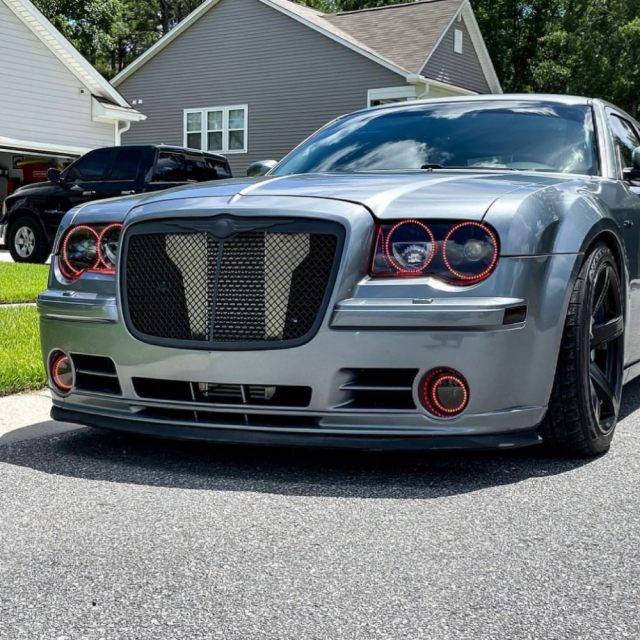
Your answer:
205,158 -> 231,180
64,149 -> 116,182
273,101 -> 598,176
109,148 -> 143,181
153,152 -> 204,182
609,113 -> 640,172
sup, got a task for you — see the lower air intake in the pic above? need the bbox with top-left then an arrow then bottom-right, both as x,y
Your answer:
122,218 -> 343,350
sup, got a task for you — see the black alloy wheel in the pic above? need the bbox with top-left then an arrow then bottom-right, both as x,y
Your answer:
540,243 -> 624,457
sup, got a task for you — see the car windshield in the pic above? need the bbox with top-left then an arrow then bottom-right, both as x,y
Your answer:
273,100 -> 598,176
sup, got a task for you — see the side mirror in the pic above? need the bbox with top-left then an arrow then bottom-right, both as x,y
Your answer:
47,168 -> 61,184
247,160 -> 277,177
623,146 -> 640,182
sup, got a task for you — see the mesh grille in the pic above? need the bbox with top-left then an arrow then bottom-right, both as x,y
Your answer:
124,223 -> 340,347
127,233 -> 218,341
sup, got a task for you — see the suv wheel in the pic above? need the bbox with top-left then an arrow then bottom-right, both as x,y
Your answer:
539,243 -> 624,457
8,217 -> 50,264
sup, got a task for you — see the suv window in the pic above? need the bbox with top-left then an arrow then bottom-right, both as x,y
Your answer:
206,158 -> 231,180
609,113 -> 640,172
65,149 -> 115,182
110,148 -> 143,181
153,152 -> 204,182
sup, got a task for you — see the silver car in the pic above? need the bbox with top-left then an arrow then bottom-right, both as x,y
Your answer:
40,95 -> 640,457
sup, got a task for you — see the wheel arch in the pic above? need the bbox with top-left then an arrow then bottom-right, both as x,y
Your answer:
7,207 -> 47,234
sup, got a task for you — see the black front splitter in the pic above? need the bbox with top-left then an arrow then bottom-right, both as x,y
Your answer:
52,406 -> 543,452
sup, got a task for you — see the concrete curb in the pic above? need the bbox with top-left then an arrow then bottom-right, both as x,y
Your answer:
0,391 -> 79,445
0,302 -> 37,308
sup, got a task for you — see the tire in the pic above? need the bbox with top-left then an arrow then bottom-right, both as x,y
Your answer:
539,242 -> 625,457
7,216 -> 50,263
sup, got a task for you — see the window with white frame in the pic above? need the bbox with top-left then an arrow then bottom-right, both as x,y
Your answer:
184,105 -> 248,153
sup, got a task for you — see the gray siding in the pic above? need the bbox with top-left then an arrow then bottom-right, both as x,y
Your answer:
118,0 -> 403,176
0,0 -> 115,150
422,16 -> 490,94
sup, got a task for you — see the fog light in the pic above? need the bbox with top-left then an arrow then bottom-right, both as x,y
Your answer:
420,368 -> 469,418
49,350 -> 74,394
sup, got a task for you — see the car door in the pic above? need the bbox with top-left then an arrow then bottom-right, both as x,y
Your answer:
59,148 -> 117,210
606,110 -> 640,364
102,147 -> 145,197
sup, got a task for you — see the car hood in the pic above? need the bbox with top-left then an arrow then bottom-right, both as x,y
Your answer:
71,171 -> 591,224
10,181 -> 56,196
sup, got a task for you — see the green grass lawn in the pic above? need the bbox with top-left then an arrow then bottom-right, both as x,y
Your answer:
0,262 -> 49,304
0,306 -> 46,397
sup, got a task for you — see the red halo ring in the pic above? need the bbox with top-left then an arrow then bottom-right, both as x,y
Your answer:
442,221 -> 498,282
384,220 -> 436,274
429,374 -> 469,415
97,223 -> 124,270
420,368 -> 469,418
50,352 -> 73,393
61,225 -> 100,277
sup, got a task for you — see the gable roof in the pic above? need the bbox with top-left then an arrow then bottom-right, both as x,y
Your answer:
2,0 -> 141,113
112,0 -> 500,94
324,0 -> 461,75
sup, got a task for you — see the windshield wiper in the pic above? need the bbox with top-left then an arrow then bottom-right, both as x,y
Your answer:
420,164 -> 518,171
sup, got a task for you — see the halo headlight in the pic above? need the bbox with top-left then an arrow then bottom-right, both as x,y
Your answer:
59,223 -> 123,280
371,220 -> 499,285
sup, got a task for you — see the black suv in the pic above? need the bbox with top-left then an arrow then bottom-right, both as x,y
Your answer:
0,145 -> 232,263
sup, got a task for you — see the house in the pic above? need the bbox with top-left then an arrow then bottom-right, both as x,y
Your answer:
112,0 -> 501,177
0,0 -> 144,198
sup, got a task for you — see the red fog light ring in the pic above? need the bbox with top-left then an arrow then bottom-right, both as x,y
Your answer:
49,350 -> 74,394
420,368 -> 469,418
443,221 -> 498,283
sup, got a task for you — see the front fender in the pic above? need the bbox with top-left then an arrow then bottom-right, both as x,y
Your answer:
485,180 -> 624,255
486,178 -> 632,366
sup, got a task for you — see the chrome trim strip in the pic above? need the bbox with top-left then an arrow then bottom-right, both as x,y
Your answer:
37,290 -> 118,323
331,296 -> 526,329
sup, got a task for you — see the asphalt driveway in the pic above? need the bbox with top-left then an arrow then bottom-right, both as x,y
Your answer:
1,384 -> 639,639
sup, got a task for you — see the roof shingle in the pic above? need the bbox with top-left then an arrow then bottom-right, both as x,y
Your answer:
322,0 -> 463,74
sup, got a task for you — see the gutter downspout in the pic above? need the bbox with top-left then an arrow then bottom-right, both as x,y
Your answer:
115,121 -> 131,146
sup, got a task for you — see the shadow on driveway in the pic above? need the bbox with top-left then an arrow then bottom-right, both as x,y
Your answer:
3,377 -> 640,500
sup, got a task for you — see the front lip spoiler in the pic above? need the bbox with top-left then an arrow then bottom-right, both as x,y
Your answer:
52,406 -> 543,451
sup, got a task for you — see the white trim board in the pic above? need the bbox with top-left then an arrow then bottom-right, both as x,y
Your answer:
1,0 -> 139,109
0,134 -> 91,156
368,86 -> 417,106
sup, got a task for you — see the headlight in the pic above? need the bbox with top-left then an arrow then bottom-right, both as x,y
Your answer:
59,223 -> 123,280
371,219 -> 499,285
98,223 -> 124,270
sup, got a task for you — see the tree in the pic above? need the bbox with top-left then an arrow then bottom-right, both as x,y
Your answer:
534,0 -> 640,116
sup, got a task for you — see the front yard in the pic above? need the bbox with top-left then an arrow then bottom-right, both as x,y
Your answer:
0,305 -> 46,396
0,262 -> 49,303
0,262 -> 48,396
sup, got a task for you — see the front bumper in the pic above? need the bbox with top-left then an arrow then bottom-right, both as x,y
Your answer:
39,250 -> 579,449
